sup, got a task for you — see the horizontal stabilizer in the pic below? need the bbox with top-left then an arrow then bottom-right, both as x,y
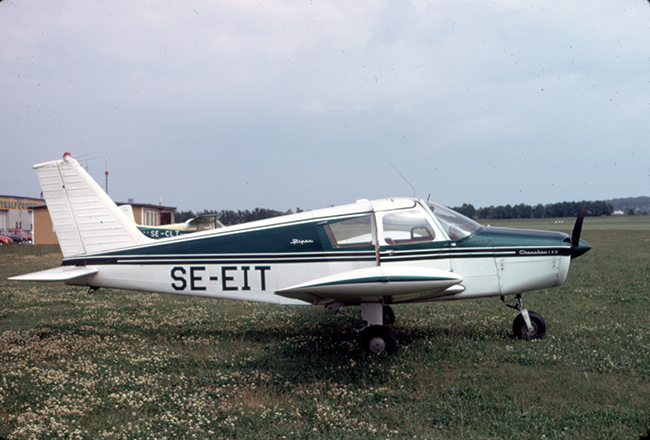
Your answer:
276,266 -> 463,302
9,266 -> 99,282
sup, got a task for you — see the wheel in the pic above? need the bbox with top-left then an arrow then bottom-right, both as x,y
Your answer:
513,310 -> 546,340
383,305 -> 395,326
359,325 -> 397,354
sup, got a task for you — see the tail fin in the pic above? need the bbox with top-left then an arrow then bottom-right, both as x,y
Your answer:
34,153 -> 154,258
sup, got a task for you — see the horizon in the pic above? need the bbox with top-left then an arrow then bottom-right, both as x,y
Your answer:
2,2 -> 649,212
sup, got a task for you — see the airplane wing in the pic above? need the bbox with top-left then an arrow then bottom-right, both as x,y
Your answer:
276,266 -> 464,304
8,266 -> 99,282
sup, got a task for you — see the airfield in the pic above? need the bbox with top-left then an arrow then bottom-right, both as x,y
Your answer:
1,215 -> 649,439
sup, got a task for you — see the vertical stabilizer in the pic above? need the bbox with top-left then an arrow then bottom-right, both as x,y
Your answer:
34,153 -> 154,258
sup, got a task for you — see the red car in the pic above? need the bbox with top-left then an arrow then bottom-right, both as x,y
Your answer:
0,230 -> 12,245
7,229 -> 32,244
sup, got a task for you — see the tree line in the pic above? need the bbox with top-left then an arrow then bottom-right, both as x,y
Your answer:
609,196 -> 650,214
451,200 -> 614,220
176,200 -> 615,225
175,207 -> 302,225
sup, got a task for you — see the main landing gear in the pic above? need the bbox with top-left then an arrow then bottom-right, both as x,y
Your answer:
503,294 -> 547,340
357,303 -> 397,354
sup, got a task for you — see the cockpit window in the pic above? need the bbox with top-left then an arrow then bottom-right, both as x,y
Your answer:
382,208 -> 435,245
426,202 -> 481,240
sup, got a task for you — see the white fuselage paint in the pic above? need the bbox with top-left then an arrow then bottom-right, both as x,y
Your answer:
67,251 -> 572,306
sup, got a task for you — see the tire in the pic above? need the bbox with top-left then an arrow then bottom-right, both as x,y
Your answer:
382,305 -> 395,326
360,325 -> 397,355
513,310 -> 546,340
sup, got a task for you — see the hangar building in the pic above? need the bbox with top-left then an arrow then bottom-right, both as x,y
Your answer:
0,195 -> 46,231
0,194 -> 175,245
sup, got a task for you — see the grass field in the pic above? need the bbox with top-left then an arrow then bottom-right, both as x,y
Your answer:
1,216 -> 649,439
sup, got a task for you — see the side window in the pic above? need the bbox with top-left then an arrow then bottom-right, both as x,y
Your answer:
382,208 -> 435,245
325,215 -> 373,247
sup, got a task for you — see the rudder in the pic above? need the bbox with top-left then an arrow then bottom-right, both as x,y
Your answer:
34,153 -> 153,258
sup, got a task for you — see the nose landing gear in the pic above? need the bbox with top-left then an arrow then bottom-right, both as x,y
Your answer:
502,294 -> 547,340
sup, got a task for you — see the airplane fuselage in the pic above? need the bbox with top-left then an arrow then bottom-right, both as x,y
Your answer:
59,198 -> 584,307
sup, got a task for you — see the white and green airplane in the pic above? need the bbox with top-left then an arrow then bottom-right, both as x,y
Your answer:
11,153 -> 591,354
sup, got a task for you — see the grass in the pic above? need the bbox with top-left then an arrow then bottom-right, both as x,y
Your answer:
1,217 -> 649,439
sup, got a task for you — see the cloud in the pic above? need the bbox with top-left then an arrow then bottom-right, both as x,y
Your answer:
1,0 -> 649,210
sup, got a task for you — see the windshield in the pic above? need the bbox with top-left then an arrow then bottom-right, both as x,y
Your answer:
426,201 -> 482,240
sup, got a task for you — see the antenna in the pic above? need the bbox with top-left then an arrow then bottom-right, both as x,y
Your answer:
390,163 -> 416,197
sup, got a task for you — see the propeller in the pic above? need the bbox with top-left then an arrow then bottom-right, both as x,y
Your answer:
571,202 -> 586,247
570,202 -> 590,258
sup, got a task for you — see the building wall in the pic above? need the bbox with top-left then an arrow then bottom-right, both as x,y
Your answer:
131,205 -> 175,226
33,207 -> 58,245
0,196 -> 46,231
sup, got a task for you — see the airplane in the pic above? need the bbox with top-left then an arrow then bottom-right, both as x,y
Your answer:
10,153 -> 591,354
119,204 -> 224,238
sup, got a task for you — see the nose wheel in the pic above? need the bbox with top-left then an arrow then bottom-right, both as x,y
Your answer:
513,310 -> 546,340
503,294 -> 547,340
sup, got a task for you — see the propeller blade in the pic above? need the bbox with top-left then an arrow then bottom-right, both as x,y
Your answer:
571,202 -> 586,248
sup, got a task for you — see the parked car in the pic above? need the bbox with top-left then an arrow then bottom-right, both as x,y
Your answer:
21,230 -> 33,244
0,229 -> 13,245
7,229 -> 32,244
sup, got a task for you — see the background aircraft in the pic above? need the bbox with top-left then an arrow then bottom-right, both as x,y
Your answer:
11,153 -> 591,354
119,204 -> 223,238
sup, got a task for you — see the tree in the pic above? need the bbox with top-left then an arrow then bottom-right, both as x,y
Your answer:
452,203 -> 476,218
477,206 -> 495,219
513,203 -> 533,219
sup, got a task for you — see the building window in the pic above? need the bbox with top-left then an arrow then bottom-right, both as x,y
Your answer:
144,210 -> 159,226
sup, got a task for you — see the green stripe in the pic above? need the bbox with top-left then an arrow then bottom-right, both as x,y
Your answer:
313,275 -> 456,287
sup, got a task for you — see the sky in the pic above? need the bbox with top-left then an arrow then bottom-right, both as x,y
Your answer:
1,0 -> 649,212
